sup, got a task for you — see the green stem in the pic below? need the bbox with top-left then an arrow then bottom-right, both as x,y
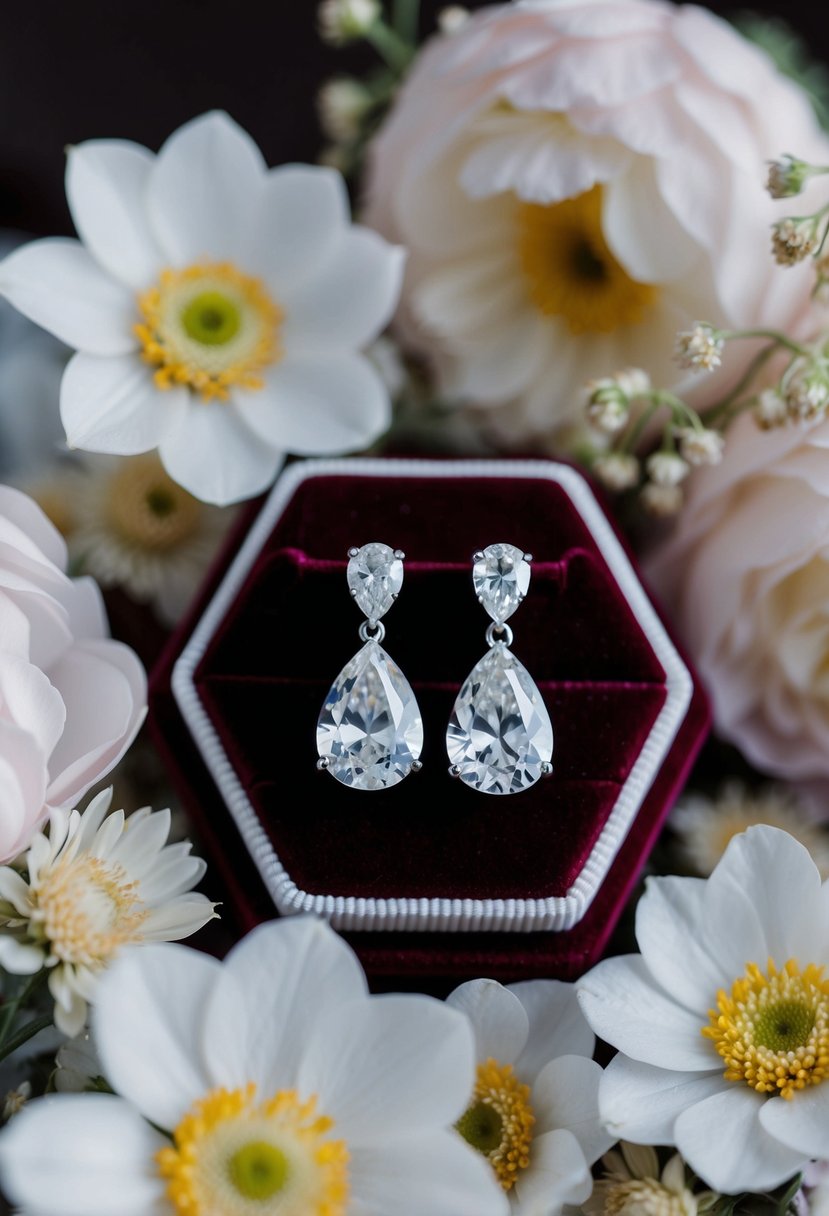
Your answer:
391,0 -> 420,43
0,968 -> 48,1048
619,398 -> 663,453
718,329 -> 808,356
702,344 -> 778,424
365,20 -> 414,72
0,1014 -> 54,1065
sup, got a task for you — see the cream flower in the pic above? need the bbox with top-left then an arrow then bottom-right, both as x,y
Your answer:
0,787 -> 216,1036
647,411 -> 829,782
365,0 -> 826,445
68,454 -> 233,626
0,111 -> 405,506
582,1144 -> 713,1216
672,782 -> 829,879
0,918 -> 508,1216
0,486 -> 145,862
578,826 -> 829,1194
449,978 -> 611,1214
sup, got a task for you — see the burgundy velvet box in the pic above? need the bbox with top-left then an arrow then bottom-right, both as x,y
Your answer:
150,457 -> 709,981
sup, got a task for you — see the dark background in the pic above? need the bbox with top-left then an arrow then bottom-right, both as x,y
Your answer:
0,0 -> 825,237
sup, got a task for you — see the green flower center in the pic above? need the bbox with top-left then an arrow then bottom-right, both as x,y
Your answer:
457,1100 -> 504,1155
228,1139 -> 290,1200
181,290 -> 241,346
753,999 -> 815,1053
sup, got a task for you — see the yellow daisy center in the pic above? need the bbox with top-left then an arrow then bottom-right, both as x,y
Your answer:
135,262 -> 283,402
456,1058 -> 534,1191
104,454 -> 203,552
517,186 -> 657,334
34,854 -> 148,966
157,1085 -> 349,1216
702,958 -> 829,1099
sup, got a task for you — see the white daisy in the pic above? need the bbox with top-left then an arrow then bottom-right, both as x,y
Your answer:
0,787 -> 216,1037
0,111 -> 405,506
0,917 -> 508,1216
582,1144 -> 717,1216
68,453 -> 233,626
448,978 -> 611,1214
578,826 -> 829,1195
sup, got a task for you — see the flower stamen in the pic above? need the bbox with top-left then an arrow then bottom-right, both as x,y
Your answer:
456,1058 -> 534,1191
703,958 -> 829,1099
135,262 -> 283,402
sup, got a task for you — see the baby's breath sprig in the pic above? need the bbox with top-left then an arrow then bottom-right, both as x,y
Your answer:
766,152 -> 829,289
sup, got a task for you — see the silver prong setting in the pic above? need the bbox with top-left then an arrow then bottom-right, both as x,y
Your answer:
347,547 -> 359,558
411,759 -> 423,773
316,757 -> 330,771
449,764 -> 462,778
523,552 -> 533,564
541,761 -> 554,777
394,549 -> 405,560
473,551 -> 485,563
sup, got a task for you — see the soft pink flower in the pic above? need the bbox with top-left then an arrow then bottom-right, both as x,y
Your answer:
0,486 -> 146,860
365,0 -> 827,445
647,413 -> 829,784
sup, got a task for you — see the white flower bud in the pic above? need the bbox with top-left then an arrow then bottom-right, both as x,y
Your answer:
641,481 -> 683,517
766,155 -> 811,200
674,324 -> 724,372
646,451 -> 690,487
318,0 -> 381,45
755,388 -> 788,429
676,427 -> 725,467
438,6 -> 470,33
613,367 -> 651,399
586,392 -> 628,435
772,217 -> 819,266
593,452 -> 640,491
318,78 -> 373,144
785,363 -> 829,420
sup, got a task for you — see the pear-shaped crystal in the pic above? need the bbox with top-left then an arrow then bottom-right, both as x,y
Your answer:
473,543 -> 531,624
347,543 -> 403,622
317,638 -> 423,790
446,642 -> 553,795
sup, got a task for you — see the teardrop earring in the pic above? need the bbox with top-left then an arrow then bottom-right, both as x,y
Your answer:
446,544 -> 553,795
316,543 -> 424,790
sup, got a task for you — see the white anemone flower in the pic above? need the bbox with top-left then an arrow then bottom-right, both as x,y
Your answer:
0,111 -> 405,506
578,826 -> 829,1195
0,918 -> 508,1216
0,787 -> 216,1037
449,978 -> 611,1214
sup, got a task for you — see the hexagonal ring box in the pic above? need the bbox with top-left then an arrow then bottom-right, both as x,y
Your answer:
156,457 -> 709,980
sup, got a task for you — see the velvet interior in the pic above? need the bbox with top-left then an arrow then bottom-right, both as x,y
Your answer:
150,463 -> 710,979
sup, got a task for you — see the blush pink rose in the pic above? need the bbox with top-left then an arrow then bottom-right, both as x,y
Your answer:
0,486 -> 146,860
365,0 -> 828,444
647,414 -> 829,783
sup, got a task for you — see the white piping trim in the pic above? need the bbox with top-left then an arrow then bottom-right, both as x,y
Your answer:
173,458 -> 693,932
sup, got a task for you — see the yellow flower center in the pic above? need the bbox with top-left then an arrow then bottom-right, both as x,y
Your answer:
104,454 -> 204,552
34,854 -> 148,966
703,958 -> 829,1099
517,186 -> 657,334
157,1085 -> 349,1216
456,1059 -> 534,1192
135,262 -> 283,402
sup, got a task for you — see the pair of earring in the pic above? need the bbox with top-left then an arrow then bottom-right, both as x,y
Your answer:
315,542 -> 554,796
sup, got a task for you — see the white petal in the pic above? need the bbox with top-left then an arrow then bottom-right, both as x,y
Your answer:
234,353 -> 390,456
0,484 -> 68,570
603,159 -> 699,283
446,979 -> 529,1065
0,936 -> 43,974
675,1086 -> 808,1194
66,141 -> 161,289
280,227 -> 405,353
203,918 -> 368,1096
0,653 -> 65,771
635,875 -> 727,1015
253,164 -> 351,294
158,395 -> 281,506
299,995 -> 476,1142
141,895 -> 216,941
60,352 -> 172,455
512,1127 -> 593,1213
599,1054 -> 730,1144
759,1083 -> 829,1159
511,979 -> 596,1079
75,787 -> 115,850
0,1093 -> 166,1216
0,239 -> 137,355
147,110 -> 265,266
0,722 -> 49,862
532,1055 -> 613,1165
349,1132 -> 509,1216
93,942 -> 220,1129
577,956 -> 717,1072
0,865 -> 32,913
